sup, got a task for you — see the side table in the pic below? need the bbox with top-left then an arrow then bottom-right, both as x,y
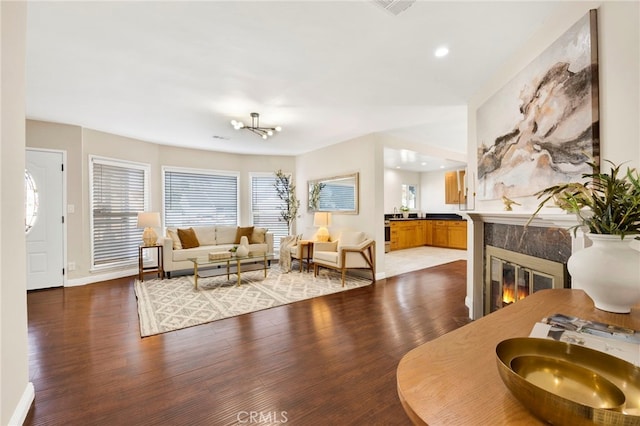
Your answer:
299,240 -> 314,272
138,244 -> 164,281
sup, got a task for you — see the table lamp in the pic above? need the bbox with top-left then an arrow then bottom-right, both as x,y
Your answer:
137,212 -> 161,246
313,212 -> 332,242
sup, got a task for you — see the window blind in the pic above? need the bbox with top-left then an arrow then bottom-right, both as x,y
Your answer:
91,158 -> 148,268
319,183 -> 355,211
251,174 -> 289,251
164,169 -> 238,228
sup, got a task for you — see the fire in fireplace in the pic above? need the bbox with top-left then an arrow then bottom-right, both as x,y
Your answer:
485,245 -> 566,315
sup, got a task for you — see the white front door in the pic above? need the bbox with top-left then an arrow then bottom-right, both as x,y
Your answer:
26,149 -> 65,290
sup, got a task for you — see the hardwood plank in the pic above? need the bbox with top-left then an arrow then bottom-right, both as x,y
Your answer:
24,261 -> 468,425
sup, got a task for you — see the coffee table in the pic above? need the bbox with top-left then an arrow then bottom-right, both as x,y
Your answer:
188,252 -> 273,290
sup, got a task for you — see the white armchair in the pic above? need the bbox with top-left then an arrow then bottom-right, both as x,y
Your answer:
312,231 -> 375,286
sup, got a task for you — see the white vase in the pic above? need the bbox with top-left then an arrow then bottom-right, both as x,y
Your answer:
236,236 -> 250,257
402,211 -> 409,219
567,234 -> 640,313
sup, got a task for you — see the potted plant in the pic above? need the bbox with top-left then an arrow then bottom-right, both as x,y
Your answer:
400,205 -> 410,219
529,160 -> 640,313
274,169 -> 301,235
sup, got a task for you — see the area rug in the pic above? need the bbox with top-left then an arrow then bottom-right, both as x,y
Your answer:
134,267 -> 372,337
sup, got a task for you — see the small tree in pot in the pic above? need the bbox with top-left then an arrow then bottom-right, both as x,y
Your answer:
528,159 -> 640,313
274,169 -> 300,235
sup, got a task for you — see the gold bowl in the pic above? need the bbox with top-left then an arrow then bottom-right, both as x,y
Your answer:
496,337 -> 640,425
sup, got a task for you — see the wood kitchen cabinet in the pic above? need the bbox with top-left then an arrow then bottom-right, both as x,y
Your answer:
445,170 -> 466,205
447,220 -> 467,249
389,219 -> 466,251
390,220 -> 425,250
431,220 -> 467,250
432,221 -> 448,247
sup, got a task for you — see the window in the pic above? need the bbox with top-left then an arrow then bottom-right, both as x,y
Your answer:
163,167 -> 238,228
250,173 -> 288,251
90,156 -> 149,270
25,170 -> 39,234
402,184 -> 417,209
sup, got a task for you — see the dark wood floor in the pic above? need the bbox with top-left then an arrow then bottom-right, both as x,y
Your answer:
25,260 -> 468,426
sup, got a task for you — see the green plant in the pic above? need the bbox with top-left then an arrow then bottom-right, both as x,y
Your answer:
274,169 -> 301,234
400,205 -> 410,212
529,160 -> 640,238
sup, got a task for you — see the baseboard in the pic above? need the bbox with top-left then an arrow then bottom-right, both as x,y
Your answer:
8,382 -> 34,426
66,268 -> 138,287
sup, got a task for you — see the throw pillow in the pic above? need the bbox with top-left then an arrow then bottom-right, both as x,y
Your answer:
177,227 -> 200,249
235,226 -> 254,244
166,228 -> 182,250
250,227 -> 267,244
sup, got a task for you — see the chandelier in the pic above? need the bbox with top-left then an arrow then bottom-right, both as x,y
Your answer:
230,112 -> 282,140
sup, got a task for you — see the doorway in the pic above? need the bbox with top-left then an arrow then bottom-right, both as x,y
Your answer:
26,149 -> 65,290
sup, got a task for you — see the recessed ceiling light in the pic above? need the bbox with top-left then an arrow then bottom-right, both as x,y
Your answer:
434,46 -> 449,58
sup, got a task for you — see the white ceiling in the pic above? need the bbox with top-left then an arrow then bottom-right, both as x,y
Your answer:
25,1 -> 563,170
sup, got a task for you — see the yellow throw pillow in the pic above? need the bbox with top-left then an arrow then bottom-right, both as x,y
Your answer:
177,227 -> 200,249
235,226 -> 254,244
250,227 -> 267,244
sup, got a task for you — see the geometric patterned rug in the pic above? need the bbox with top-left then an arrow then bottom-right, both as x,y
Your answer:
134,267 -> 372,337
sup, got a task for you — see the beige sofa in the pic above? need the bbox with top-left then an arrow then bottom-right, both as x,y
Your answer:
162,225 -> 273,276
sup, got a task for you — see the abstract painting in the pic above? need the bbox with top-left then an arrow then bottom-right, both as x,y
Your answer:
477,10 -> 599,200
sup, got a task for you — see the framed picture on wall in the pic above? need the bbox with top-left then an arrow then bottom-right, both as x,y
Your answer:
476,10 -> 599,201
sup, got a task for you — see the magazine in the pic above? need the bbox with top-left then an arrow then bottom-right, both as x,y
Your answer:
529,313 -> 640,366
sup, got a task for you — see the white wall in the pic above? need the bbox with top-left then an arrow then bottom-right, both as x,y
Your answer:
1,2 -> 33,424
384,168 -> 420,214
468,1 -> 639,212
296,134 -> 386,278
420,170 -> 459,213
466,1 -> 640,313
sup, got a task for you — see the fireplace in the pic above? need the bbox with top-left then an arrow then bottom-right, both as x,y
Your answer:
485,245 -> 567,315
463,211 -> 584,320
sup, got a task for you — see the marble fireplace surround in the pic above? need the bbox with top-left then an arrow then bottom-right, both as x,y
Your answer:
463,211 -> 584,320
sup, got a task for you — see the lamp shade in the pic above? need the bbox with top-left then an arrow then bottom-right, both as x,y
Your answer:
313,212 -> 332,227
137,212 -> 161,228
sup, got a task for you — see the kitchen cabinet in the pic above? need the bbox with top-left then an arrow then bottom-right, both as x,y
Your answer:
447,220 -> 467,249
445,170 -> 466,205
431,220 -> 467,249
389,219 -> 466,250
390,220 -> 425,250
424,220 -> 433,245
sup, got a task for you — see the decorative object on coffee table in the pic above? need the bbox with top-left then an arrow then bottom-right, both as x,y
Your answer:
236,236 -> 249,257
